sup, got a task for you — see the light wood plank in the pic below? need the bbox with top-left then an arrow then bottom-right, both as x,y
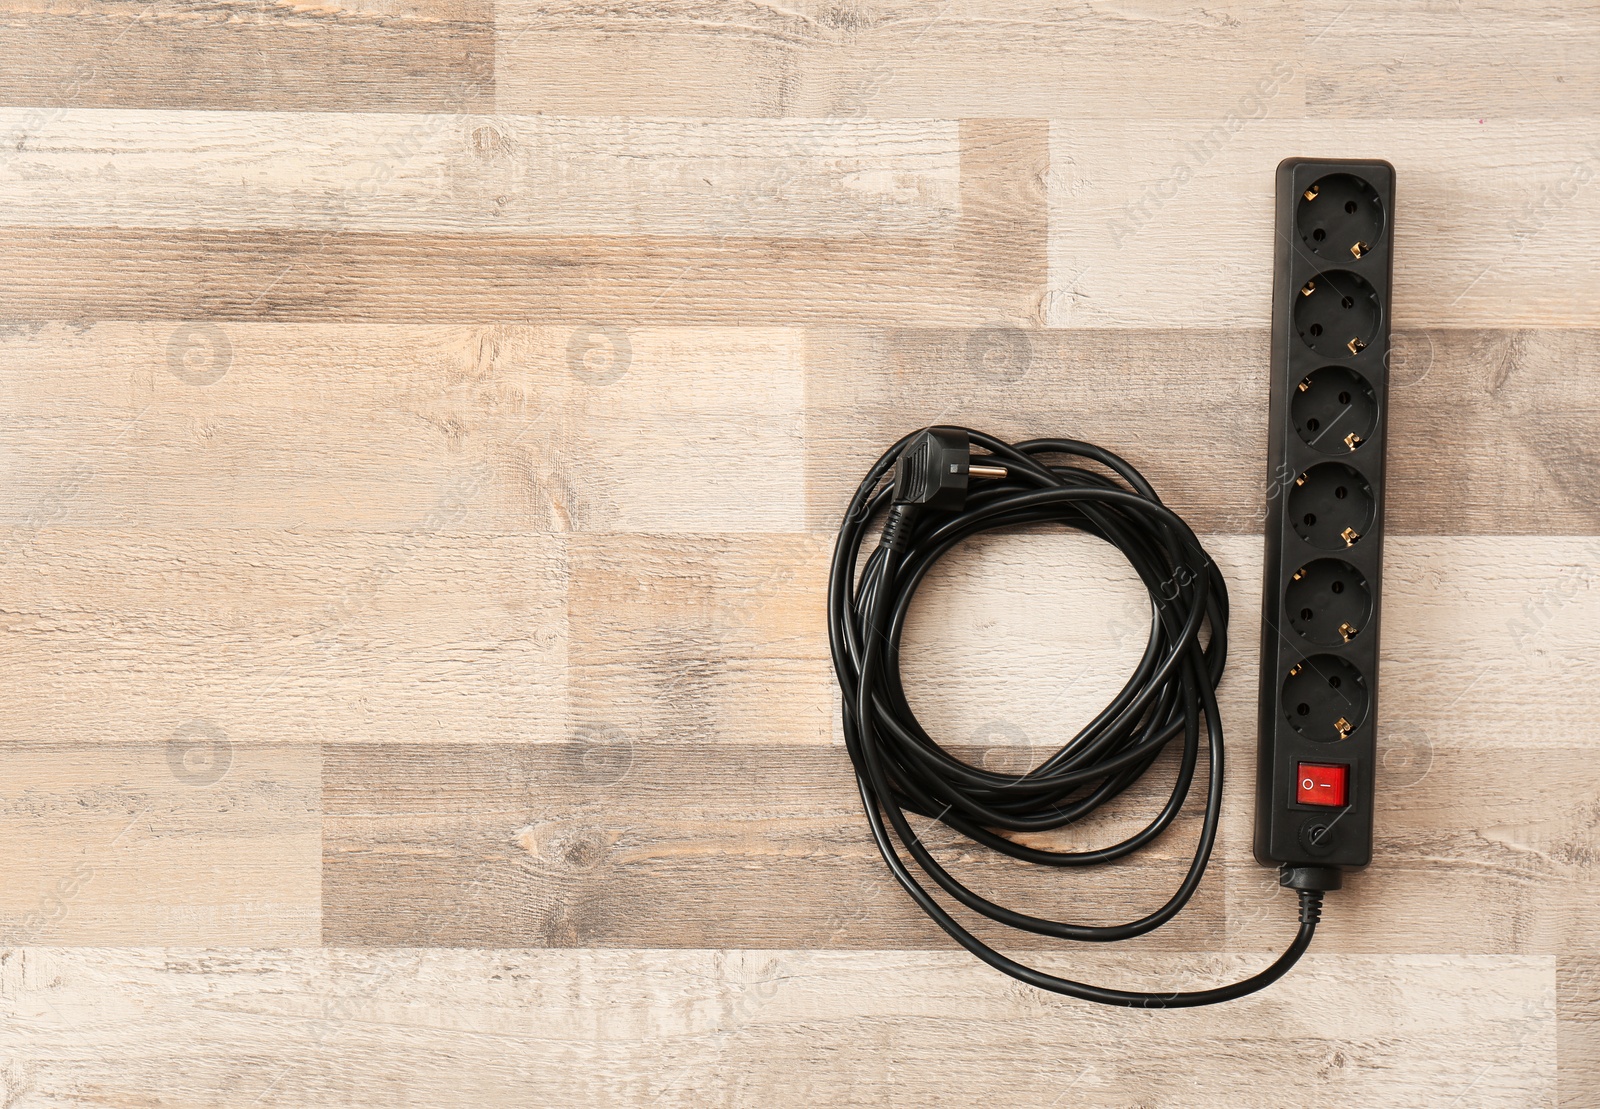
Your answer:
1305,0 -> 1600,118
955,119 -> 1051,311
0,323 -> 555,532
0,744 -> 318,945
555,327 -> 809,533
496,0 -> 1305,120
7,508 -> 1597,757
805,324 -> 1275,534
0,228 -> 1036,325
0,111 -> 961,236
321,741 -> 1227,950
568,534 -> 834,747
15,323 -> 1600,538
1050,121 -> 1600,327
1560,958 -> 1600,1108
0,530 -> 568,744
0,322 -> 809,532
1380,536 -> 1600,746
0,947 -> 1554,1107
0,0 -> 495,113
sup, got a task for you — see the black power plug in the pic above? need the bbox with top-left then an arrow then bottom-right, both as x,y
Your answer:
878,427 -> 1009,554
891,427 -> 1007,511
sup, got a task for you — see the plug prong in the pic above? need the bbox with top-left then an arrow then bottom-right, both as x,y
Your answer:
968,464 -> 1008,479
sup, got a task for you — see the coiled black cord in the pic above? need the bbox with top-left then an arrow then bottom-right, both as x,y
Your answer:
827,427 -> 1321,1007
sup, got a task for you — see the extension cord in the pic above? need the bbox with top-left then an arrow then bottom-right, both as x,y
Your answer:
827,427 -> 1324,1008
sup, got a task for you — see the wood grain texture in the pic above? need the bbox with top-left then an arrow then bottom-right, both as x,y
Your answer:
0,322 -> 554,532
0,948 -> 1554,1107
567,533 -> 834,748
16,322 -> 1600,536
1305,0 -> 1600,119
0,321 -> 808,533
0,529 -> 568,744
536,529 -> 1600,754
321,741 -> 1228,950
0,0 -> 494,113
0,119 -> 1045,325
6,516 -> 1599,755
553,326 -> 811,532
2,0 -> 1598,1100
0,111 -> 962,235
1560,958 -> 1600,1108
1050,120 -> 1600,328
0,228 -> 1036,325
0,744 -> 319,945
495,0 -> 1305,120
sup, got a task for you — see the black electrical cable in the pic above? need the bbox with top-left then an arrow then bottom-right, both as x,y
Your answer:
827,427 -> 1322,1008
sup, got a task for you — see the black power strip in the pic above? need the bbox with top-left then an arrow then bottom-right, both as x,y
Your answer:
1255,159 -> 1396,887
827,159 -> 1396,1005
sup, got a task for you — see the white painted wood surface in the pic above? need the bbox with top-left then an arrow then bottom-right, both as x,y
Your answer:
0,948 -> 1559,1107
1,1 -> 1597,1104
1050,120 -> 1600,328
0,112 -> 962,235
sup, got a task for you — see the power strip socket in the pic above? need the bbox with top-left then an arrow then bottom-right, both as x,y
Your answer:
1254,158 -> 1396,878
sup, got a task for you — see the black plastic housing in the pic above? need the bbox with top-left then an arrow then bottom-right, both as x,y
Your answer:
892,427 -> 973,511
1254,158 -> 1395,871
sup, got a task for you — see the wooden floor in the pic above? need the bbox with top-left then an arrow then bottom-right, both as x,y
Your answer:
1,2 -> 1598,1105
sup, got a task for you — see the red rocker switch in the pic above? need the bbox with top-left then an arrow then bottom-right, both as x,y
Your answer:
1297,763 -> 1348,807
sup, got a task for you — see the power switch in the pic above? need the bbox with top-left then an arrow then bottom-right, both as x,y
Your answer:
1296,763 -> 1348,807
